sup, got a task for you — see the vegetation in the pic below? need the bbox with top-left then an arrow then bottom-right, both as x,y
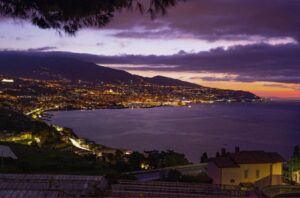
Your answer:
145,150 -> 189,169
107,149 -> 189,174
0,107 -> 73,147
0,0 -> 178,35
161,169 -> 212,184
200,152 -> 208,163
0,142 -> 110,175
289,146 -> 300,169
284,145 -> 300,183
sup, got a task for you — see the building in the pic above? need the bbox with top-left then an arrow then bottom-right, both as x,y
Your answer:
292,170 -> 300,184
208,150 -> 284,188
0,174 -> 107,197
1,78 -> 14,83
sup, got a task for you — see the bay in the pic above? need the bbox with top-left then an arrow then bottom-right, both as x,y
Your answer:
48,102 -> 300,162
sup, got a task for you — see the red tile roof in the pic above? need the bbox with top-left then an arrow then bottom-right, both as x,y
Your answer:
210,157 -> 239,168
210,151 -> 284,168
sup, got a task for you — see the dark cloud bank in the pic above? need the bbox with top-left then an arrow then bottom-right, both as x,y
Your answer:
1,42 -> 299,84
60,0 -> 300,84
37,43 -> 298,84
108,0 -> 300,42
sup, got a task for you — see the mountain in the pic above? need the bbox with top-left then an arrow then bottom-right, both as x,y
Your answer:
0,52 -> 143,84
0,52 -> 261,109
0,52 -> 206,88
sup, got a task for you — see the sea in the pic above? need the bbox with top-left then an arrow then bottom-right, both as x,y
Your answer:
47,101 -> 300,162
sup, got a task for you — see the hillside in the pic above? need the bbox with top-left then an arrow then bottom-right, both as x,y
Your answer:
0,52 -> 201,87
0,106 -> 72,147
0,52 -> 143,84
0,51 -> 260,103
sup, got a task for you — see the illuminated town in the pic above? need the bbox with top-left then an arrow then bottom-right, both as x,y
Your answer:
0,75 -> 261,115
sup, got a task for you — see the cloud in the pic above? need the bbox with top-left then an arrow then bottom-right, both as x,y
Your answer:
96,42 -> 105,46
119,42 -> 127,48
1,42 -> 300,84
191,75 -> 237,82
263,83 -> 300,91
73,43 -> 300,84
26,46 -> 57,52
263,84 -> 291,89
107,0 -> 300,43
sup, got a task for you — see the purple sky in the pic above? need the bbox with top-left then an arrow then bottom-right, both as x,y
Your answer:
0,0 -> 300,99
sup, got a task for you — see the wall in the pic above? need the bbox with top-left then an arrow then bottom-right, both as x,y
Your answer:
221,163 -> 282,186
271,162 -> 283,185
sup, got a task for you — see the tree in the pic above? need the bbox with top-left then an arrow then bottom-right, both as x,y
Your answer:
145,150 -> 189,169
200,152 -> 208,163
0,0 -> 179,35
293,145 -> 300,157
127,151 -> 145,170
221,148 -> 227,156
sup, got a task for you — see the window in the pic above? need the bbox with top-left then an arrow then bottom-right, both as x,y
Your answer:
244,170 -> 249,179
256,170 -> 260,178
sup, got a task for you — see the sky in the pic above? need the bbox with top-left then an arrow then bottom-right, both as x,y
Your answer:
0,0 -> 300,99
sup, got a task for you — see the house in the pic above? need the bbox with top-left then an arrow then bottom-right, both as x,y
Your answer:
207,150 -> 284,188
292,170 -> 300,184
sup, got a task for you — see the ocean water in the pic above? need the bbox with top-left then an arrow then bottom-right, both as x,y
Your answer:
48,101 -> 300,162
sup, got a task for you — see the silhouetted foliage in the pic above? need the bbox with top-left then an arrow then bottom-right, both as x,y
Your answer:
105,150 -> 189,173
162,170 -> 212,183
293,145 -> 300,157
287,145 -> 300,182
200,152 -> 208,163
145,150 -> 189,169
0,0 -> 178,35
127,151 -> 146,170
235,146 -> 240,153
221,148 -> 227,156
0,142 -> 109,174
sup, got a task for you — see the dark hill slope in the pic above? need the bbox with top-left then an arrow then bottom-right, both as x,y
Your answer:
0,52 -> 203,87
148,75 -> 201,88
0,52 -> 143,84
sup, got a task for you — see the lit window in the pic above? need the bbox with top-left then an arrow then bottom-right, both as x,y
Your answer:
244,170 -> 249,179
256,170 -> 260,178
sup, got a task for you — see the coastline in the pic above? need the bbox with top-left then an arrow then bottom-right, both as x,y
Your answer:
44,100 -> 300,162
41,99 -> 266,118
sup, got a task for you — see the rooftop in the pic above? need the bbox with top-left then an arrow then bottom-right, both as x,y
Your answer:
0,174 -> 107,197
209,151 -> 284,168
